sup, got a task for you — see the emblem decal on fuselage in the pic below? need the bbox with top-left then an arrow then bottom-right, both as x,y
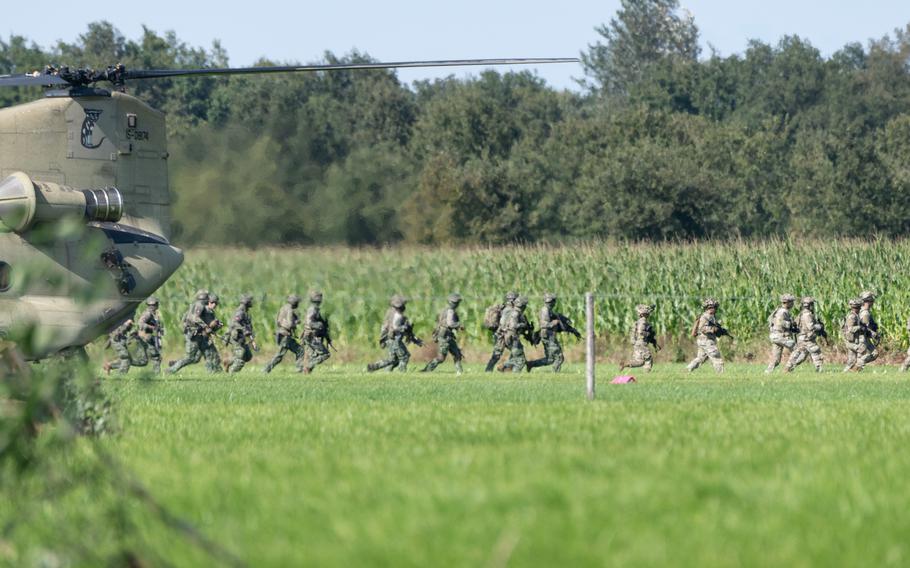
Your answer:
81,109 -> 106,149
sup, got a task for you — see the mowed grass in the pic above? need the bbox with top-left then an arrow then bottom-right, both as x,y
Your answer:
98,364 -> 910,567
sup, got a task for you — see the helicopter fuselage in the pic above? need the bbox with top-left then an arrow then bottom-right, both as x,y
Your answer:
0,91 -> 183,358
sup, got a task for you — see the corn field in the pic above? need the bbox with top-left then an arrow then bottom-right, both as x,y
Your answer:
152,239 -> 910,353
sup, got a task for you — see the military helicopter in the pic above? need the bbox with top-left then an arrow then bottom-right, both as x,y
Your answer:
0,57 -> 576,358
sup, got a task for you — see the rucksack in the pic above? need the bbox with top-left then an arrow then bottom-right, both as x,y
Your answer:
483,304 -> 503,330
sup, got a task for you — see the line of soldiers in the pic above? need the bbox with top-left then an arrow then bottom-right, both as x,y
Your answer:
105,288 -> 908,376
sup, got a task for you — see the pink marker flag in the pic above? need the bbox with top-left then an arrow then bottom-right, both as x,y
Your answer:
611,375 -> 636,384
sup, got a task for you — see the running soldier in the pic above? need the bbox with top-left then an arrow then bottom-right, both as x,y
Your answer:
225,294 -> 257,373
686,298 -> 731,373
766,294 -> 797,373
264,294 -> 305,373
499,295 -> 536,373
785,296 -> 826,372
527,293 -> 581,372
422,293 -> 465,374
169,293 -> 223,374
843,298 -> 869,372
620,304 -> 659,372
301,290 -> 332,374
858,291 -> 879,367
367,295 -> 423,372
485,291 -> 517,372
104,314 -> 146,375
135,296 -> 163,373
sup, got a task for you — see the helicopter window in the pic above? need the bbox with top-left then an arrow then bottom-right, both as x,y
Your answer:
0,262 -> 10,292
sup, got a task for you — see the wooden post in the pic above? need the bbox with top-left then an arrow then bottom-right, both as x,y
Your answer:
585,292 -> 595,401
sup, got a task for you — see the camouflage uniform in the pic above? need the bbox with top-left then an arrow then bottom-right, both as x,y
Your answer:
766,294 -> 797,373
686,298 -> 728,373
485,292 -> 517,372
422,293 -> 464,374
301,291 -> 331,374
500,296 -> 532,373
368,295 -> 422,372
900,318 -> 910,372
264,295 -> 305,373
135,297 -> 163,373
226,294 -> 256,373
785,297 -> 824,372
622,304 -> 657,372
527,293 -> 580,372
109,316 -> 147,374
842,299 -> 868,372
169,293 -> 223,374
858,291 -> 879,367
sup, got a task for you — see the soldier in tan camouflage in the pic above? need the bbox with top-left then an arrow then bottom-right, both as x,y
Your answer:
225,294 -> 257,373
301,290 -> 332,374
499,295 -> 534,373
264,294 -> 305,373
785,296 -> 825,372
135,296 -> 163,373
422,293 -> 465,374
858,291 -> 879,367
766,294 -> 797,373
620,304 -> 658,372
368,294 -> 423,372
485,292 -> 517,372
686,298 -> 730,373
842,298 -> 872,372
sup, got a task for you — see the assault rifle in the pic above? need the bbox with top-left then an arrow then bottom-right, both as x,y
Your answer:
403,321 -> 424,347
555,313 -> 582,339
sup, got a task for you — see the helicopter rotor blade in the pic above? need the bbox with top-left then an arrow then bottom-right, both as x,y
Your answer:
121,58 -> 580,81
0,73 -> 70,88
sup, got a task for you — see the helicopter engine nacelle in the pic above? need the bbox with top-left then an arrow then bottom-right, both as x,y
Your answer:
0,171 -> 123,233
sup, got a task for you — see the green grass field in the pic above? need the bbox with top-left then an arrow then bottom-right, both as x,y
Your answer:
48,363 -> 906,566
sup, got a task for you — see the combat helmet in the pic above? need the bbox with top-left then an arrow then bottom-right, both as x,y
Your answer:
447,293 -> 462,305
309,290 -> 324,304
287,294 -> 301,306
239,293 -> 253,306
636,304 -> 652,316
848,298 -> 862,309
780,293 -> 796,304
195,289 -> 209,302
543,292 -> 557,304
146,296 -> 159,307
390,294 -> 407,309
860,290 -> 875,302
208,293 -> 219,305
702,298 -> 719,309
504,291 -> 518,304
801,296 -> 815,307
515,295 -> 529,308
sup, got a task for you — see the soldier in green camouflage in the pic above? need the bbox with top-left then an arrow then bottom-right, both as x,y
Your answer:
499,295 -> 535,373
368,294 -> 423,372
527,293 -> 581,372
167,290 -> 211,374
686,298 -> 730,373
225,294 -> 257,373
785,296 -> 825,372
620,304 -> 659,372
301,290 -> 332,374
858,291 -> 879,367
766,294 -> 797,373
485,291 -> 517,372
104,314 -> 145,374
199,294 -> 224,373
264,294 -> 305,373
135,296 -> 163,373
421,293 -> 465,374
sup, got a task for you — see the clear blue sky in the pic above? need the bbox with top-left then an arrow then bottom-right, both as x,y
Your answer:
5,0 -> 910,91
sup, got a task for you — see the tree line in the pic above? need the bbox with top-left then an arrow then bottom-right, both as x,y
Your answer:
3,1 -> 910,245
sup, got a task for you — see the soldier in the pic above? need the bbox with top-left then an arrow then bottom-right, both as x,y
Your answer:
367,294 -> 423,372
528,292 -> 581,372
301,290 -> 332,374
484,291 -> 517,372
168,291 -> 223,374
499,295 -> 535,373
620,304 -> 659,372
104,314 -> 146,375
135,296 -> 163,374
225,293 -> 257,373
843,298 -> 867,372
264,294 -> 305,373
422,293 -> 465,374
785,296 -> 826,372
686,298 -> 730,373
858,290 -> 880,366
900,318 -> 910,372
766,294 -> 797,373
